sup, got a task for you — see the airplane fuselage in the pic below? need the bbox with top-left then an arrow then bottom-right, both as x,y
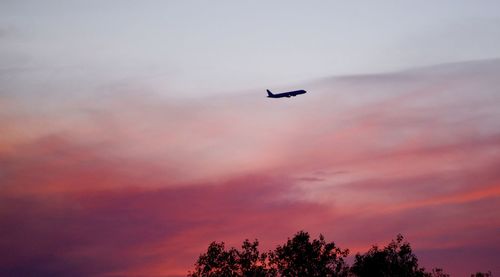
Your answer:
267,89 -> 307,98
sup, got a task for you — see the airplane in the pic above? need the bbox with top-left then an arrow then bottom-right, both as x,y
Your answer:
267,89 -> 307,98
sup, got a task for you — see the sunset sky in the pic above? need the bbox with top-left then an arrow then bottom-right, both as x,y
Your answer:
1,1 -> 500,276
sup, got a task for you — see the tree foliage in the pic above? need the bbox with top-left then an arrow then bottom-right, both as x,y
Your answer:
188,231 -> 348,277
350,234 -> 427,277
188,240 -> 273,277
269,231 -> 349,277
188,232 -> 487,277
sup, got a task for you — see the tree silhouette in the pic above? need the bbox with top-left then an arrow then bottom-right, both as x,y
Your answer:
350,234 -> 428,277
188,241 -> 238,277
188,232 -> 487,277
188,231 -> 348,277
269,231 -> 349,277
239,239 -> 274,277
188,240 -> 274,277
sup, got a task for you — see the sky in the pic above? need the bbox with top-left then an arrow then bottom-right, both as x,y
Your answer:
1,1 -> 500,276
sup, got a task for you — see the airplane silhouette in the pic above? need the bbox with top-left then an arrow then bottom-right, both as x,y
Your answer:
267,89 -> 307,98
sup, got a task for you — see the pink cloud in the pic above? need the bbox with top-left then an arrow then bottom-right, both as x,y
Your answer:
1,59 -> 500,276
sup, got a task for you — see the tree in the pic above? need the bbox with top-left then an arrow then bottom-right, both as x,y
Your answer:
188,232 -> 488,277
350,234 -> 428,277
239,239 -> 275,277
188,241 -> 240,277
269,231 -> 350,277
188,240 -> 273,277
188,231 -> 349,277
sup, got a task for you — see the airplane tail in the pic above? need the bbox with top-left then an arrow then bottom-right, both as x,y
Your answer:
267,89 -> 274,96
